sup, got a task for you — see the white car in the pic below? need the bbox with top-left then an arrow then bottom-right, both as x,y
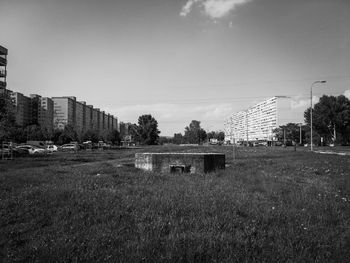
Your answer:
60,144 -> 78,151
16,145 -> 47,155
46,145 -> 58,152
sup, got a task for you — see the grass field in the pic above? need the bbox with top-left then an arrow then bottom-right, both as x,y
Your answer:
1,146 -> 350,262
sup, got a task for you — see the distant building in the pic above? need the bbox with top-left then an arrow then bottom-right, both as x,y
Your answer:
85,105 -> 94,131
99,111 -> 105,131
29,94 -> 41,125
224,96 -> 296,144
52,96 -> 76,130
92,108 -> 100,130
112,116 -> 119,131
119,122 -> 134,145
75,101 -> 85,135
11,92 -> 32,127
38,97 -> 54,132
104,112 -> 109,131
0,45 -> 7,90
52,97 -> 118,138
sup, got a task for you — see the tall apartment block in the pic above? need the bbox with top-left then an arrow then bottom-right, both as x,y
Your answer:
52,97 -> 118,137
52,96 -> 77,130
0,45 -> 8,90
75,100 -> 85,135
85,105 -> 94,131
11,92 -> 32,126
92,108 -> 100,130
224,96 -> 296,144
10,93 -> 54,129
38,97 -> 54,132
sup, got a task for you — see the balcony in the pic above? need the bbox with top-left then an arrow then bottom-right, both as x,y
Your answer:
0,81 -> 6,88
0,56 -> 7,66
0,70 -> 6,78
0,45 -> 8,55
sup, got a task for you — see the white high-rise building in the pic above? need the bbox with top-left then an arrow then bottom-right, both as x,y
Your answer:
224,96 -> 297,144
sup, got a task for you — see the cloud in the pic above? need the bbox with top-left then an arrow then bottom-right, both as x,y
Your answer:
203,0 -> 250,18
344,90 -> 350,99
180,0 -> 200,17
291,96 -> 319,110
180,0 -> 251,19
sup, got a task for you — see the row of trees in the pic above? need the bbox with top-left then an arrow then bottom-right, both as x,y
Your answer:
123,118 -> 224,146
274,95 -> 350,145
170,120 -> 224,145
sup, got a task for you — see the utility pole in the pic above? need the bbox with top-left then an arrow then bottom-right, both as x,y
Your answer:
310,80 -> 326,151
246,110 -> 249,146
232,138 -> 236,161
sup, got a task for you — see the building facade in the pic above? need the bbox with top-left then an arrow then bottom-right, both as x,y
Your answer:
0,45 -> 7,90
75,101 -> 85,136
52,96 -> 76,130
11,92 -> 32,127
38,97 -> 54,132
52,97 -> 118,138
85,105 -> 93,131
224,96 -> 295,144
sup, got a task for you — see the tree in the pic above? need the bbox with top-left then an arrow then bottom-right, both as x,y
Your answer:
207,131 -> 225,141
173,133 -> 183,145
273,123 -> 302,144
57,125 -> 78,145
304,95 -> 350,144
106,129 -> 121,145
82,129 -> 99,143
137,114 -> 160,145
184,120 -> 207,144
24,124 -> 51,141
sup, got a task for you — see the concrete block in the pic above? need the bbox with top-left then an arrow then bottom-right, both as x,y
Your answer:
135,152 -> 225,174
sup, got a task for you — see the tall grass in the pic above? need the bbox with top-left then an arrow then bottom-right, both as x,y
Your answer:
1,146 -> 349,262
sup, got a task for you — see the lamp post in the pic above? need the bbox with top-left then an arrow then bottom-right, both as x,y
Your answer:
310,80 -> 326,151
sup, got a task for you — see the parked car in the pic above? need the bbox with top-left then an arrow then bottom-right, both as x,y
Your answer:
46,144 -> 58,152
1,144 -> 28,157
16,145 -> 47,155
60,143 -> 79,151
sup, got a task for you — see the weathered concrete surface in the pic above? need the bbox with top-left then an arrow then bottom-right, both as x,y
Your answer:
135,153 -> 225,174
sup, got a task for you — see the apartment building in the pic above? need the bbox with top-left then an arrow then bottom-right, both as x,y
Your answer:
38,97 -> 54,132
0,45 -> 7,90
75,101 -> 85,135
85,105 -> 93,131
224,96 -> 296,144
104,113 -> 109,131
52,96 -> 76,130
92,108 -> 100,130
99,111 -> 105,131
7,88 -> 119,137
112,116 -> 118,131
11,92 -> 32,127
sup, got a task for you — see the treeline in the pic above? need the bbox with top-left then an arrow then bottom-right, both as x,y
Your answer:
274,94 -> 350,145
159,120 -> 224,145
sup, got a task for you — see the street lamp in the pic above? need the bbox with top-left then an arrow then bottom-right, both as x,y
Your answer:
298,123 -> 302,145
310,80 -> 326,151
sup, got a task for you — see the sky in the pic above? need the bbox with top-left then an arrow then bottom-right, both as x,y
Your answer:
1,0 -> 350,136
